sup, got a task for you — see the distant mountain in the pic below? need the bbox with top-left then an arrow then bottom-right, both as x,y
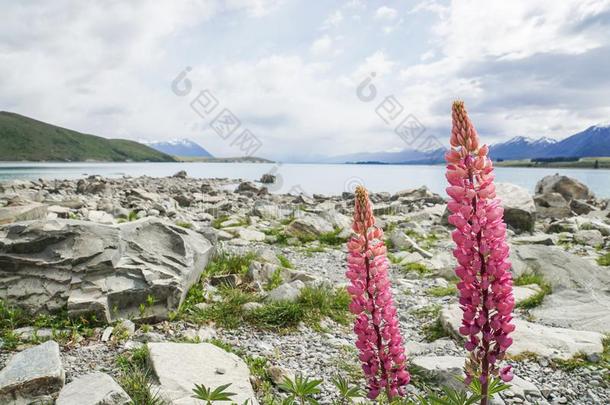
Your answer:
142,139 -> 213,158
328,124 -> 610,164
540,124 -> 610,158
489,136 -> 557,160
0,112 -> 175,162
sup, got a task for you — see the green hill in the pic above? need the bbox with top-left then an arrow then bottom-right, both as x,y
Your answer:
0,111 -> 176,162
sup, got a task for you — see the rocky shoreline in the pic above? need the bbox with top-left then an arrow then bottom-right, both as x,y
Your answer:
0,172 -> 609,404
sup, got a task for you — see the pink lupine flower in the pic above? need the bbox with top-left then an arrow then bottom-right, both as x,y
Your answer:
346,186 -> 410,400
445,101 -> 515,403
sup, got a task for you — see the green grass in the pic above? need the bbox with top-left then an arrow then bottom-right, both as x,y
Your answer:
205,251 -> 259,278
211,215 -> 229,229
184,284 -> 350,331
262,227 -> 289,245
401,262 -> 432,276
412,304 -> 449,342
597,252 -> 610,266
188,288 -> 260,329
175,221 -> 193,229
265,267 -> 284,291
555,335 -> 609,376
426,285 -> 458,297
277,254 -> 293,269
0,111 -> 174,162
404,229 -> 439,250
0,299 -> 104,350
116,346 -> 166,405
318,228 -> 347,246
513,273 -> 552,309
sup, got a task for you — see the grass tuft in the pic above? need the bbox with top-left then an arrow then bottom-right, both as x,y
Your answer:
513,273 -> 552,309
597,252 -> 610,266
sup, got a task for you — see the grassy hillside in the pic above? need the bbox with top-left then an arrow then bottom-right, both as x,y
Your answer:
0,111 -> 175,162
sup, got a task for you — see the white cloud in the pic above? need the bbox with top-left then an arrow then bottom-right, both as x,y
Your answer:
375,6 -> 398,20
2,0 -> 610,160
310,35 -> 333,56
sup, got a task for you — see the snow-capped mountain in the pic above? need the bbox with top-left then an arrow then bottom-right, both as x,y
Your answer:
140,139 -> 213,158
323,124 -> 610,164
489,136 -> 557,160
541,124 -> 610,158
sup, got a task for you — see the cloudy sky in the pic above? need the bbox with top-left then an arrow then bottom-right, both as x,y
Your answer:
1,0 -> 610,161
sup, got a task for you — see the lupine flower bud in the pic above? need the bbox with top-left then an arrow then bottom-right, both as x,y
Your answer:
445,101 -> 515,398
346,186 -> 410,400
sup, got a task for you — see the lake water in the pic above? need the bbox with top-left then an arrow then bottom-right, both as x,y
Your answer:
0,162 -> 608,198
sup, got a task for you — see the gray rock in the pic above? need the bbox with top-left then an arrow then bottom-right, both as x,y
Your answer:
441,304 -> 604,360
510,244 -> 610,290
411,356 -> 465,390
236,181 -> 264,194
534,193 -> 572,219
570,199 -> 597,215
535,174 -> 593,201
260,174 -> 276,184
148,342 -> 258,405
266,280 -> 305,302
574,229 -> 604,247
286,215 -> 334,239
511,234 -> 555,246
388,229 -> 432,258
495,183 -> 536,233
0,203 -> 48,225
513,284 -> 542,304
173,170 -> 188,179
0,218 -> 213,322
267,365 -> 295,387
56,372 -> 131,405
530,290 -> 610,333
0,341 -> 65,403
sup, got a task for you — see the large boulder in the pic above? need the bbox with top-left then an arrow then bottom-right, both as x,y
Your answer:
535,174 -> 593,201
441,304 -> 604,360
0,341 -> 65,403
0,218 -> 213,322
148,342 -> 258,405
495,183 -> 536,233
56,372 -> 131,405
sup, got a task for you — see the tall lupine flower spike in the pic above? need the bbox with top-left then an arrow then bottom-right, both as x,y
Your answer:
346,186 -> 410,400
446,101 -> 516,404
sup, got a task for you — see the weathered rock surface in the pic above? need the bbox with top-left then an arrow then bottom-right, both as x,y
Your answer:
441,304 -> 604,360
56,372 -> 131,405
147,342 -> 258,405
495,183 -> 536,233
535,174 -> 593,201
0,202 -> 48,225
0,218 -> 213,322
0,341 -> 65,403
285,215 -> 334,239
530,290 -> 610,333
510,244 -> 610,290
534,192 -> 572,219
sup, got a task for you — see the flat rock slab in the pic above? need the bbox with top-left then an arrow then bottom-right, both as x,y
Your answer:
0,341 -> 65,403
56,372 -> 130,405
148,342 -> 258,405
510,244 -> 610,290
530,289 -> 610,333
441,304 -> 604,360
0,218 -> 213,322
0,203 -> 47,225
513,284 -> 542,304
412,355 -> 540,401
